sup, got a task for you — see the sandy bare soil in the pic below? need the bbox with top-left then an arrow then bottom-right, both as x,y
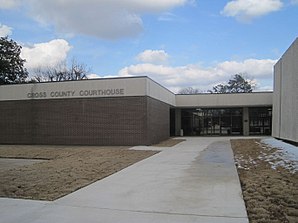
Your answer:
0,145 -> 158,201
231,139 -> 298,223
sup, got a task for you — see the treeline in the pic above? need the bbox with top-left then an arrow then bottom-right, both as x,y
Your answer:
0,36 -> 89,85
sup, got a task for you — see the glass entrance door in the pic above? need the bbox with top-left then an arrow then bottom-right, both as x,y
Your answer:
249,107 -> 272,135
181,108 -> 243,136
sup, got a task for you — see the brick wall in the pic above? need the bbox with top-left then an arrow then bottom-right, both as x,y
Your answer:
146,97 -> 170,144
0,96 -> 170,146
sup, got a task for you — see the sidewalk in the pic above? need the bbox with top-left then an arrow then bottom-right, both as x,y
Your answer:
0,137 -> 248,223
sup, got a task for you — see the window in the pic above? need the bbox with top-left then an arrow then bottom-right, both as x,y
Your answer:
181,108 -> 243,136
249,107 -> 272,135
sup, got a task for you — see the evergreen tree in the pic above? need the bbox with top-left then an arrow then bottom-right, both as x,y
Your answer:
209,74 -> 254,93
0,36 -> 28,84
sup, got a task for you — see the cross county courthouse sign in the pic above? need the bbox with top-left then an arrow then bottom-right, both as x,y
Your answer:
0,77 -> 160,101
27,88 -> 125,99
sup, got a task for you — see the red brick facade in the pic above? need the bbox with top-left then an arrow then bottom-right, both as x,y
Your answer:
0,96 -> 170,146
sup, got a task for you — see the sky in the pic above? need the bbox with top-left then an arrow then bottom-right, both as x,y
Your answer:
0,0 -> 297,93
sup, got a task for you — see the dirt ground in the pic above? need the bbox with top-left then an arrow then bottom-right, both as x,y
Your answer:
231,139 -> 298,223
0,145 -> 158,201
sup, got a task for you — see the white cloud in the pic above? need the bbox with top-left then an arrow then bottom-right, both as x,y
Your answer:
21,39 -> 71,71
87,74 -> 101,79
118,58 -> 277,92
256,85 -> 275,92
158,12 -> 179,21
88,73 -> 119,80
0,24 -> 12,36
23,0 -> 188,39
136,50 -> 169,64
216,59 -> 276,78
0,0 -> 20,9
222,0 -> 283,22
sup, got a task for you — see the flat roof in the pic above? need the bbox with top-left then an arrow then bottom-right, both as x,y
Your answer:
175,92 -> 272,107
0,76 -> 273,107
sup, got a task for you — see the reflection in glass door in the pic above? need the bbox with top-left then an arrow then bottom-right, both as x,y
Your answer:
181,108 -> 243,136
249,107 -> 272,135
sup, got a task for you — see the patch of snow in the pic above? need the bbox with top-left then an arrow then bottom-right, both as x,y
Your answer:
261,138 -> 298,173
234,154 -> 251,170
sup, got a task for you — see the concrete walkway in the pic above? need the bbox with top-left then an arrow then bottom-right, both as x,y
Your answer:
0,137 -> 248,223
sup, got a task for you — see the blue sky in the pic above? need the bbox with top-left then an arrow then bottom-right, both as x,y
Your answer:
0,0 -> 297,92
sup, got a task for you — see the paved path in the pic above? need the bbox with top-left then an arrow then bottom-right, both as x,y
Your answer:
0,137 -> 248,223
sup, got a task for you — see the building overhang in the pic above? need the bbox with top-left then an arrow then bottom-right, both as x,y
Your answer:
0,76 -> 273,108
175,92 -> 273,108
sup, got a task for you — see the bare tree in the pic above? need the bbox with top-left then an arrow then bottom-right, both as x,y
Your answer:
66,58 -> 89,81
32,59 -> 90,82
178,87 -> 202,94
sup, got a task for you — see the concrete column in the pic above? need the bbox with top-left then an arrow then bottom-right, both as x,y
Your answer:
243,107 -> 249,136
175,108 -> 181,136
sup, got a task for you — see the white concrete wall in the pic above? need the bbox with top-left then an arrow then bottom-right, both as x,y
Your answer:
242,107 -> 249,136
146,78 -> 176,106
272,60 -> 282,138
175,92 -> 272,108
0,77 -> 177,106
1,75 -> 275,115
273,38 -> 298,143
0,77 -> 147,101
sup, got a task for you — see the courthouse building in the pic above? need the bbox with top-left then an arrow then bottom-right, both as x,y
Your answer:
0,38 -> 297,145
272,38 -> 298,143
